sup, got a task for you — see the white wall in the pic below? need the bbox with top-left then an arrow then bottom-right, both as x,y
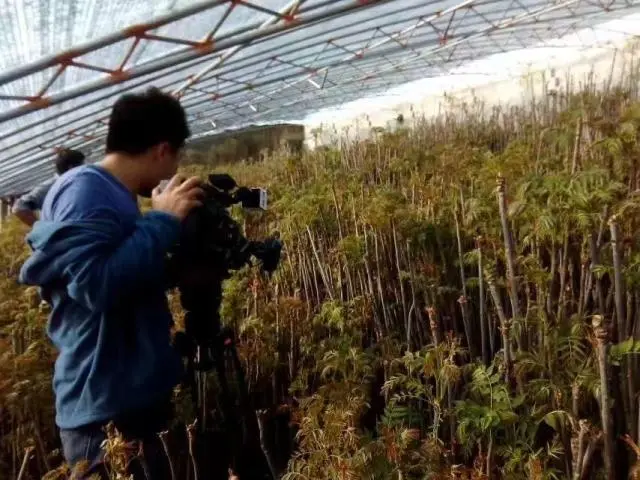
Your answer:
304,39 -> 640,149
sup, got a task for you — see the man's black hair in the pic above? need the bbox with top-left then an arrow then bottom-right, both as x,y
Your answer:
55,149 -> 85,174
106,87 -> 190,155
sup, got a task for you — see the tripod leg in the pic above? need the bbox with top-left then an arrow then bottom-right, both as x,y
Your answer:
226,337 -> 276,479
228,340 -> 258,438
179,283 -> 276,479
197,369 -> 208,431
210,342 -> 243,474
187,358 -> 199,425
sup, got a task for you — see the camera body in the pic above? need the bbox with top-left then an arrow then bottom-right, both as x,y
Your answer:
169,173 -> 281,284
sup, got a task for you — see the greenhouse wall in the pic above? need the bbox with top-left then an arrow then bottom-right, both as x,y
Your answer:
185,123 -> 305,165
305,41 -> 640,149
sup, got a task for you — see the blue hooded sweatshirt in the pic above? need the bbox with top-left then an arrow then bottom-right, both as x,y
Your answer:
19,164 -> 184,429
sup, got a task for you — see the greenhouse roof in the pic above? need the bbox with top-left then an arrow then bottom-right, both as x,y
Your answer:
0,0 -> 638,197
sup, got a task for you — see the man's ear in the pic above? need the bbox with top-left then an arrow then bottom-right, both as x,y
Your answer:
149,142 -> 170,161
161,141 -> 176,157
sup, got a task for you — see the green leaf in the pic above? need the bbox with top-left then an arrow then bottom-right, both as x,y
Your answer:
609,338 -> 640,365
541,410 -> 573,433
508,200 -> 527,218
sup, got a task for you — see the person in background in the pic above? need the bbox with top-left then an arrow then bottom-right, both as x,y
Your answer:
18,87 -> 203,479
11,148 -> 85,226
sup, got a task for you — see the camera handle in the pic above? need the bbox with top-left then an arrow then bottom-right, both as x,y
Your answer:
176,281 -> 274,479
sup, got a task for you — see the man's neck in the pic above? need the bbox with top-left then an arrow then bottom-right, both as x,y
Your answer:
98,153 -> 145,197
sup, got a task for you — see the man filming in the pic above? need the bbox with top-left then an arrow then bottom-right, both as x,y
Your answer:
19,87 -> 203,479
12,148 -> 85,226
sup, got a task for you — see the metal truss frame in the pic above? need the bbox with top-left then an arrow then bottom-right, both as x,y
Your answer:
1,0 -> 638,196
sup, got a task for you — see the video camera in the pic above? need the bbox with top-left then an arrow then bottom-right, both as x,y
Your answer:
169,173 -> 282,280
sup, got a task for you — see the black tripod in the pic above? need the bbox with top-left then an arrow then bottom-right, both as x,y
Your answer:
174,276 -> 275,480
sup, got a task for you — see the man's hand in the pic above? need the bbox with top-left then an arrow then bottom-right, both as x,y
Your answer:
152,175 -> 204,221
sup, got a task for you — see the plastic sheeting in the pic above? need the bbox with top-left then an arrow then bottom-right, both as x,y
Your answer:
0,0 -> 638,195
